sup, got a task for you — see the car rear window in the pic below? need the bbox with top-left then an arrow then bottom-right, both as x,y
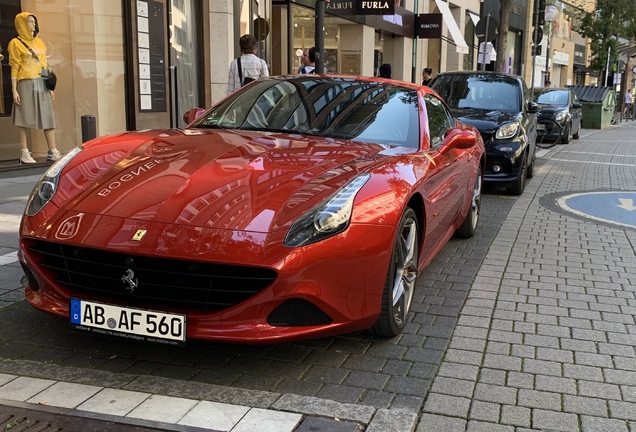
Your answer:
535,90 -> 569,106
430,74 -> 521,112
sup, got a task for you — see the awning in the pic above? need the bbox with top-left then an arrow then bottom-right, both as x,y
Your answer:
434,0 -> 469,54
573,64 -> 597,77
468,11 -> 479,27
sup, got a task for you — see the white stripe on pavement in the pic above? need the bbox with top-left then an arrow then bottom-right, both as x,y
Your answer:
0,251 -> 18,266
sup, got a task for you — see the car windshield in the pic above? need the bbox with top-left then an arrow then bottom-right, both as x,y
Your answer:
430,74 -> 521,112
535,90 -> 569,106
190,77 -> 420,148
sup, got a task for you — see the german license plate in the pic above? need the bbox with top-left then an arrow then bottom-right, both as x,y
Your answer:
537,123 -> 547,132
70,298 -> 186,345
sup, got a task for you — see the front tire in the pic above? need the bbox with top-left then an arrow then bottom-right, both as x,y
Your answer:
507,153 -> 527,195
561,124 -> 570,144
526,148 -> 536,179
456,165 -> 482,238
371,208 -> 419,337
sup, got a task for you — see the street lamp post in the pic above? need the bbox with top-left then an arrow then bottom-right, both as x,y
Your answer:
544,5 -> 558,86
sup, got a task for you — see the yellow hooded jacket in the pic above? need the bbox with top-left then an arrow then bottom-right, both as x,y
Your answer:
8,12 -> 48,81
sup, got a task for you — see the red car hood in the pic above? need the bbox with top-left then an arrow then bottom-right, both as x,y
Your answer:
56,129 -> 392,233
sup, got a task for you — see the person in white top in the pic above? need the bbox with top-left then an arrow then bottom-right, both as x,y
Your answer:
299,47 -> 316,74
624,89 -> 633,119
227,34 -> 269,95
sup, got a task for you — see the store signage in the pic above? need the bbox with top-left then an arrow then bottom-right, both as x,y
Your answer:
417,14 -> 442,39
326,1 -> 355,13
327,0 -> 395,15
136,0 -> 166,113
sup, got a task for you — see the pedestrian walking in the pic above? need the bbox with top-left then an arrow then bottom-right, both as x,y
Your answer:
227,34 -> 269,95
624,88 -> 633,119
8,12 -> 61,164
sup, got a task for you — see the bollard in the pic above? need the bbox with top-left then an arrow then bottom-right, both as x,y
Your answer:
81,115 -> 97,143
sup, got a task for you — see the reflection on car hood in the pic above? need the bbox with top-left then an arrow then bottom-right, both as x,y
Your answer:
55,128 -> 400,233
448,108 -> 519,134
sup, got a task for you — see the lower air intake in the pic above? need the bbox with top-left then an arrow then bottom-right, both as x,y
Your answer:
267,299 -> 333,326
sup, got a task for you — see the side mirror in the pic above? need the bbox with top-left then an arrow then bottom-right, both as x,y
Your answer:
445,129 -> 477,149
572,102 -> 582,109
527,101 -> 539,113
183,108 -> 206,125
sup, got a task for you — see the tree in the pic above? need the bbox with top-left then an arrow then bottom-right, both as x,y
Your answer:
575,0 -> 636,77
495,0 -> 514,72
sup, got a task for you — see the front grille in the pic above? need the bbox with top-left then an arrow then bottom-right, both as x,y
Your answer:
26,240 -> 277,313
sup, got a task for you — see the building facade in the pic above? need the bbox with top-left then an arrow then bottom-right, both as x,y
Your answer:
0,0 -> 599,167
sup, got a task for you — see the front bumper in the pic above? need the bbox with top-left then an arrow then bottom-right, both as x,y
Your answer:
20,210 -> 396,343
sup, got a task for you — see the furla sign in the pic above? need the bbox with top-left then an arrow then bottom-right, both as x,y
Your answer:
327,0 -> 395,15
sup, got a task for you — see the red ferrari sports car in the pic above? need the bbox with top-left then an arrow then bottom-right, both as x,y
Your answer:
19,75 -> 485,344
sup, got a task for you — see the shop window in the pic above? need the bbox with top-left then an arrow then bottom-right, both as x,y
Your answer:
0,0 -> 126,163
0,0 -> 21,118
291,4 -> 339,74
169,0 -> 201,128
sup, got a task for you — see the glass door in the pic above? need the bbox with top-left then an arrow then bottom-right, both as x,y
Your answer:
169,0 -> 201,128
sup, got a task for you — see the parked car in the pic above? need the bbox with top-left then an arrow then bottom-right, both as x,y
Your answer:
428,71 -> 538,195
19,75 -> 485,344
533,87 -> 583,144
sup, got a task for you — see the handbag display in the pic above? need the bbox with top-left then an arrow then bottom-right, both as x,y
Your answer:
17,38 -> 57,91
39,67 -> 57,91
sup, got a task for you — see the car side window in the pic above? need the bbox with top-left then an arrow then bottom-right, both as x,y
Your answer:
425,94 -> 454,149
523,81 -> 530,111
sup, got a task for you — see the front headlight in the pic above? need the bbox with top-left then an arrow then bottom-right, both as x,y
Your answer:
284,174 -> 370,247
555,112 -> 567,123
495,121 -> 520,140
26,147 -> 83,216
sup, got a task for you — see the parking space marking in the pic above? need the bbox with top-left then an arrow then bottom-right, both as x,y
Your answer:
551,159 -> 636,167
556,191 -> 636,229
560,150 -> 636,158
0,251 -> 18,266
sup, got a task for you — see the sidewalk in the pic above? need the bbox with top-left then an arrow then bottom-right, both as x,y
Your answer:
419,123 -> 636,431
1,123 -> 636,431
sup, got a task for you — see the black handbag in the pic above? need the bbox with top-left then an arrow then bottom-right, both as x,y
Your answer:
17,38 -> 57,91
237,57 -> 255,87
39,67 -> 57,91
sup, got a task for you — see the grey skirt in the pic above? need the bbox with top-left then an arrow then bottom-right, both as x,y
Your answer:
12,78 -> 56,129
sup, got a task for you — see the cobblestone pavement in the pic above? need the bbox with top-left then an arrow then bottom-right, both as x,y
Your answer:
0,123 -> 635,431
419,124 -> 636,431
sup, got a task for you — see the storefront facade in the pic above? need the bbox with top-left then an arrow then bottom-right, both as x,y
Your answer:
1,0 -> 210,164
1,0 -> 595,167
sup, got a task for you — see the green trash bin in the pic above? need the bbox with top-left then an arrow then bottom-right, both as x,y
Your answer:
567,86 -> 616,129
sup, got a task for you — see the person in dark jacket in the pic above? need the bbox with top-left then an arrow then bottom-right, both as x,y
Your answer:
379,63 -> 391,78
422,67 -> 433,86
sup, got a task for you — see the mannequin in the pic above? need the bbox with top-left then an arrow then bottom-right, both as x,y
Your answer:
8,12 -> 61,164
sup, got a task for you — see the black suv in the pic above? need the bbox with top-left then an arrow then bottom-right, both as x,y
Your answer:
428,71 -> 538,195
